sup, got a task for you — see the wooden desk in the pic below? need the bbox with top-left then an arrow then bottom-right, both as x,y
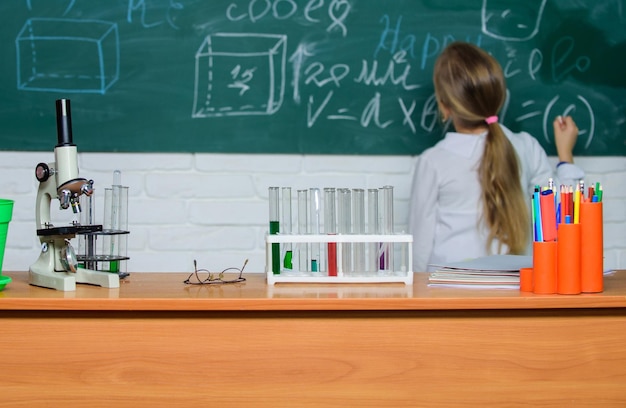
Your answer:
1,271 -> 626,407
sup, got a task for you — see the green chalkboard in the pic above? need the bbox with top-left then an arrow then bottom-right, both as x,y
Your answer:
1,0 -> 625,155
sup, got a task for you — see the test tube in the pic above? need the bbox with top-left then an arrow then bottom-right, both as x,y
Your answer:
324,188 -> 337,277
297,189 -> 308,272
282,187 -> 293,270
380,185 -> 394,273
352,189 -> 365,275
269,186 -> 280,275
116,185 -> 129,274
367,188 -> 379,274
102,187 -> 113,271
337,188 -> 352,274
309,188 -> 321,272
78,181 -> 96,270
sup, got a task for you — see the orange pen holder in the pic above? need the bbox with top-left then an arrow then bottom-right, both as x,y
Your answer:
580,202 -> 603,293
519,267 -> 533,292
533,241 -> 557,294
557,223 -> 581,294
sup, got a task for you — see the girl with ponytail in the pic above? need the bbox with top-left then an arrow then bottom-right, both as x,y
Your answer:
409,42 -> 584,272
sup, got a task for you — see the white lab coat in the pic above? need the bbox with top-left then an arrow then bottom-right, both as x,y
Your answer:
409,125 -> 585,272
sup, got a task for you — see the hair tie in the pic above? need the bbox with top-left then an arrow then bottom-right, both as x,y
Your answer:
485,115 -> 498,125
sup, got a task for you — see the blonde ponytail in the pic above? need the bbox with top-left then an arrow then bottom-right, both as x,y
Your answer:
434,42 -> 529,254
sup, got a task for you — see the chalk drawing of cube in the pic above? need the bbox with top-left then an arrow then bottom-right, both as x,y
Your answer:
16,18 -> 120,94
192,33 -> 286,117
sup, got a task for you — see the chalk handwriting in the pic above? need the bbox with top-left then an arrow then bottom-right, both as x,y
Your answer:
361,92 -> 393,129
127,0 -> 183,30
226,0 -> 350,36
374,15 -> 416,59
305,62 -> 349,87
399,98 -> 417,134
228,65 -> 257,96
327,0 -> 350,37
354,51 -> 420,91
13,2 -> 607,152
551,36 -> 591,82
289,43 -> 314,105
420,94 -> 439,133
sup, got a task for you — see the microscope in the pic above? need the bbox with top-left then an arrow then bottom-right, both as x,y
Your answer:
29,99 -> 119,291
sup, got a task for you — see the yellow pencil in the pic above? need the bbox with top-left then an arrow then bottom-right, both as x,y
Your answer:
574,185 -> 581,224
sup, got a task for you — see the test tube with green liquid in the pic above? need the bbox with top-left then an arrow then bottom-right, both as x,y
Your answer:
297,189 -> 308,272
309,188 -> 321,272
282,187 -> 293,270
269,187 -> 280,274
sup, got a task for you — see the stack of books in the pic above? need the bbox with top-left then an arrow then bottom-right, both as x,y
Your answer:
428,255 -> 532,287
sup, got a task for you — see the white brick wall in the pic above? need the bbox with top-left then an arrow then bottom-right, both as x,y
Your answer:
1,152 -> 625,274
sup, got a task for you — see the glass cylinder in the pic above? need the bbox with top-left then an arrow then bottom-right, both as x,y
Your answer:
115,185 -> 129,274
324,188 -> 337,277
297,189 -> 308,272
269,186 -> 280,274
78,185 -> 97,269
380,185 -> 394,272
337,188 -> 352,274
309,188 -> 321,272
281,187 -> 293,270
352,189 -> 365,274
101,187 -> 113,272
367,188 -> 379,274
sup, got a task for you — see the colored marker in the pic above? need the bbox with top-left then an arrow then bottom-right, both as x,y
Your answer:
540,190 -> 557,241
533,187 -> 543,242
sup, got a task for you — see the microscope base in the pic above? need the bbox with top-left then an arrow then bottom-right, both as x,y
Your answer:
29,242 -> 120,291
29,266 -> 120,291
29,267 -> 77,291
76,267 -> 120,289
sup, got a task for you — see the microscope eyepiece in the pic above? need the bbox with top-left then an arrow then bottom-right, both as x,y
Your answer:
56,99 -> 75,147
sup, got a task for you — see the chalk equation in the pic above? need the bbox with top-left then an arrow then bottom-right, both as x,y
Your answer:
189,3 -> 597,149
10,0 -> 617,154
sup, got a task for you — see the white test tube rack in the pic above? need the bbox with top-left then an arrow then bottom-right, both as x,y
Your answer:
265,233 -> 413,285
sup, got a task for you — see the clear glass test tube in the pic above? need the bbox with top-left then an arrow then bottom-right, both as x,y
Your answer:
380,185 -> 394,273
367,188 -> 379,275
78,184 -> 96,269
269,187 -> 280,275
309,188 -> 321,272
297,189 -> 308,272
282,187 -> 293,270
352,189 -> 365,275
109,184 -> 121,272
117,185 -> 129,274
324,188 -> 337,277
102,187 -> 113,272
337,188 -> 352,275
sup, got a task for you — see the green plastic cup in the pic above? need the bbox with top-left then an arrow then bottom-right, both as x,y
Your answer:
0,199 -> 15,274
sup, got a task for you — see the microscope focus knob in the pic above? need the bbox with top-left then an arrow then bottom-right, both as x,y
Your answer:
59,190 -> 71,209
81,180 -> 94,196
35,163 -> 51,182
